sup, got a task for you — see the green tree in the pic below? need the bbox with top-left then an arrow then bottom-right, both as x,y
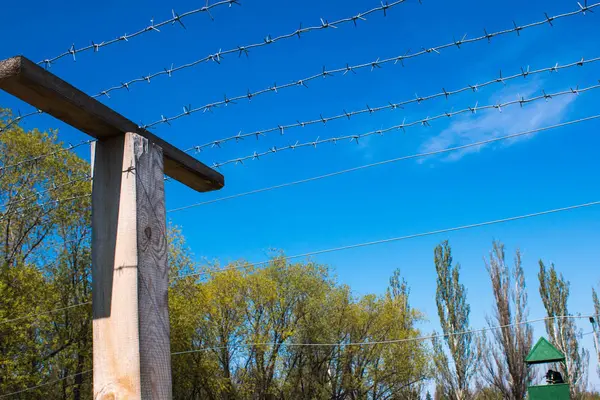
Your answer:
1,108 -> 432,399
432,241 -> 477,400
0,108 -> 92,399
479,242 -> 532,400
538,261 -> 589,398
169,257 -> 429,399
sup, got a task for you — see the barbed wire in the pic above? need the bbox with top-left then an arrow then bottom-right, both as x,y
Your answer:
176,200 -> 600,279
93,0 -> 409,101
4,106 -> 599,219
139,1 -> 599,130
38,0 -> 241,68
1,3 -> 597,395
5,3 -> 597,168
171,314 -> 598,355
167,114 -> 600,213
209,81 -> 600,168
0,109 -> 44,134
0,140 -> 95,173
4,56 -> 596,177
186,55 -> 600,154
1,0 -> 407,162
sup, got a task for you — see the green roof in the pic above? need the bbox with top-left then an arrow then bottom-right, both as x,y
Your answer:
526,337 -> 565,365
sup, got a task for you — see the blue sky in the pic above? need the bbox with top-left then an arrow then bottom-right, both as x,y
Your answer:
1,0 -> 599,389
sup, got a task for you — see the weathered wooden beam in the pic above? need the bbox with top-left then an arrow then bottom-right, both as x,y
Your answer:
0,55 -> 223,193
92,133 -> 172,399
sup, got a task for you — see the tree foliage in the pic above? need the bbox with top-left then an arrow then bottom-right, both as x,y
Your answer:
170,259 -> 429,399
432,241 -> 477,400
0,109 -> 92,398
538,260 -> 589,398
592,287 -> 600,379
478,241 -> 532,400
0,110 -> 431,399
2,109 -> 599,399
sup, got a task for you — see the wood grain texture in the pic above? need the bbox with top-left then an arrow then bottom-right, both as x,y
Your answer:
133,136 -> 172,399
92,133 -> 172,399
0,55 -> 224,193
92,134 -> 141,399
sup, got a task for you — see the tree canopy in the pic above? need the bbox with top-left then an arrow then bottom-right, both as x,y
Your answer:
1,110 -> 598,399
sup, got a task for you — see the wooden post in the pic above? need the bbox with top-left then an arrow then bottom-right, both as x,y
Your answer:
92,133 -> 171,399
0,55 -> 224,399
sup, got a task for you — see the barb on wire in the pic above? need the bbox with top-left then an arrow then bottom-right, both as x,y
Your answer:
186,55 -> 600,154
94,0 -> 411,100
38,0 -> 241,67
209,81 -> 600,168
140,2 -> 599,130
0,140 -> 95,173
167,114 -> 600,213
0,109 -> 44,134
177,200 -> 600,280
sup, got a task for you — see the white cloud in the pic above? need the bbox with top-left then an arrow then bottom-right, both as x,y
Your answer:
418,80 -> 576,162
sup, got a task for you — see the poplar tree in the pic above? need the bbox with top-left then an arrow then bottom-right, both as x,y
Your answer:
538,261 -> 589,398
479,242 -> 532,400
592,288 -> 600,379
432,241 -> 477,400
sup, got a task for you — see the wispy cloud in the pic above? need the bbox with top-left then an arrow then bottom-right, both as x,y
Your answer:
419,80 -> 576,162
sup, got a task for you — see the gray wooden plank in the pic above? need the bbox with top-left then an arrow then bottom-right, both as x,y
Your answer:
134,135 -> 172,399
